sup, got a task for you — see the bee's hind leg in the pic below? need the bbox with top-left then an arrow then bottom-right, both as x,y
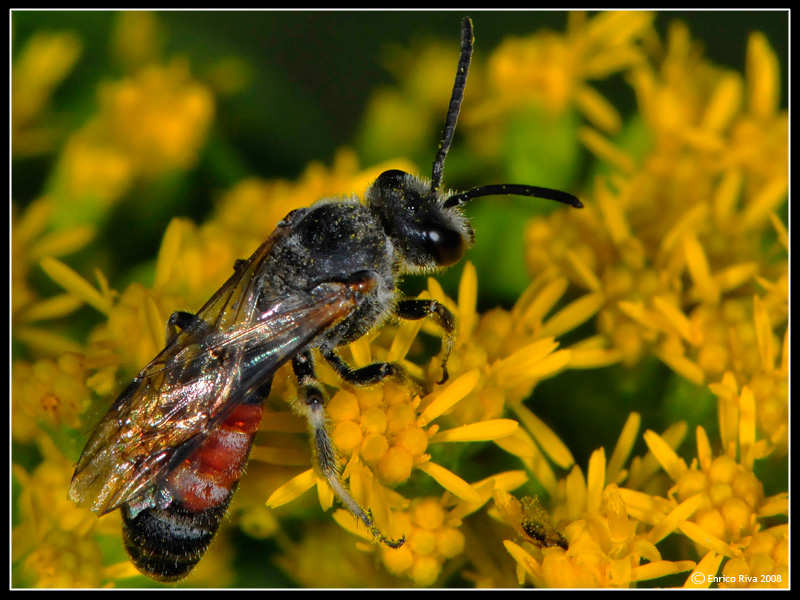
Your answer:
290,350 -> 404,548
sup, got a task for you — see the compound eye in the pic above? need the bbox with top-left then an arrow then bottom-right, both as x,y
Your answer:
375,169 -> 409,189
425,224 -> 466,266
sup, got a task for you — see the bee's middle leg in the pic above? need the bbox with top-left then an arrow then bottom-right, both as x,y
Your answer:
290,350 -> 403,548
321,349 -> 408,386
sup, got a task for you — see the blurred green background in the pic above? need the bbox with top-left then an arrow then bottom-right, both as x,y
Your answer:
12,10 -> 788,240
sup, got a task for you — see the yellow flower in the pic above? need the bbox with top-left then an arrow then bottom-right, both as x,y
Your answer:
11,198 -> 95,351
524,22 -> 787,386
719,526 -> 788,588
42,22 -> 215,229
644,423 -> 786,558
275,521 -> 399,588
12,437 -> 116,587
96,59 -> 215,177
12,354 -> 88,441
708,296 -> 788,456
419,263 -> 614,425
12,30 -> 82,156
478,11 -> 653,132
264,362 -> 512,546
376,496 -> 466,586
358,42 -> 464,163
110,11 -> 165,73
498,435 -> 696,588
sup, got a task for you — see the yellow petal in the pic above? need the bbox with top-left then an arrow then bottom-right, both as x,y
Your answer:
491,338 -> 558,381
653,295 -> 699,346
332,508 -> 371,542
579,127 -> 636,174
747,31 -> 779,119
677,521 -> 740,558
14,325 -> 84,355
758,493 -> 788,517
511,402 -> 574,469
567,346 -> 623,369
540,292 -> 605,339
586,449 -> 606,512
587,10 -> 654,48
145,295 -> 167,352
317,474 -> 334,511
21,293 -> 83,322
741,177 -> 788,230
715,262 -> 758,294
493,427 -> 537,459
655,347 -> 705,386
518,277 -> 568,326
565,249 -> 602,292
683,551 -> 724,588
30,224 -> 95,260
632,560 -> 696,583
712,169 -> 742,224
430,419 -> 518,443
449,479 -> 497,520
643,430 -> 685,481
565,465 -> 587,520
103,560 -> 143,581
607,412 -> 641,484
417,369 -> 480,426
605,485 -> 630,544
739,386 -> 756,469
701,72 -> 742,132
479,469 -> 529,493
266,468 -> 317,508
39,256 -> 112,315
617,488 -> 674,525
696,425 -> 712,467
457,261 -> 478,341
387,318 -> 423,363
575,83 -> 622,134
683,235 -> 719,306
498,349 -> 572,389
753,295 -> 774,372
503,540 -> 540,581
154,217 -> 187,289
349,336 -> 372,367
648,493 -> 704,544
416,461 -> 481,503
769,213 -> 788,250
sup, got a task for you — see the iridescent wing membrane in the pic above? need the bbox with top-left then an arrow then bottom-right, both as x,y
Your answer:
69,230 -> 367,515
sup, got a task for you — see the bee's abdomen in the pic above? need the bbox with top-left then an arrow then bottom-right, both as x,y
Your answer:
122,402 -> 265,582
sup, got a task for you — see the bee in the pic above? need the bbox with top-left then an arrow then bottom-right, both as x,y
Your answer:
68,16 -> 582,582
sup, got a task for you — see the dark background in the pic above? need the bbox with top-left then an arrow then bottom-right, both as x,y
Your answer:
12,10 -> 789,182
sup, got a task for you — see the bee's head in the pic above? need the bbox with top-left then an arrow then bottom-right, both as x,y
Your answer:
365,17 -> 581,275
366,168 -> 582,274
366,169 -> 473,273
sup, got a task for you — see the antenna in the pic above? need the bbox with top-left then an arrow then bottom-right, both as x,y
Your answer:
431,17 -> 583,213
431,16 -> 473,194
444,184 -> 583,209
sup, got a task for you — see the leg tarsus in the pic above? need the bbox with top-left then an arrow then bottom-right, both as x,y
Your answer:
396,299 -> 457,384
322,349 -> 405,386
289,352 -> 404,548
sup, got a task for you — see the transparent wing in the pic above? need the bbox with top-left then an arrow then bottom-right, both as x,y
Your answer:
69,230 -> 369,514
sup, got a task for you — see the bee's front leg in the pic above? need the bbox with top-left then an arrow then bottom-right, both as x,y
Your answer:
395,299 -> 457,384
